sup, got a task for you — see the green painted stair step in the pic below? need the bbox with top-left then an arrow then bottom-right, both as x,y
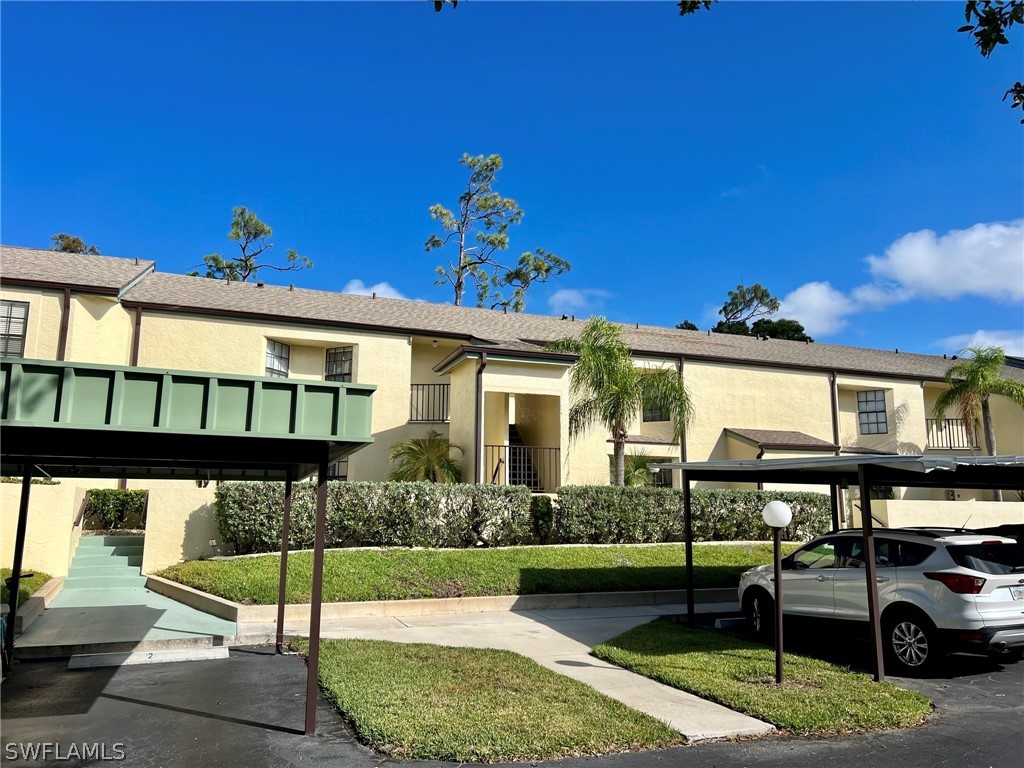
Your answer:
63,575 -> 149,590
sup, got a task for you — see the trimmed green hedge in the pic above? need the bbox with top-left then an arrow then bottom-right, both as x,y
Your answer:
214,481 -> 831,555
215,481 -> 534,555
554,486 -> 830,544
1,476 -> 61,485
84,489 -> 148,530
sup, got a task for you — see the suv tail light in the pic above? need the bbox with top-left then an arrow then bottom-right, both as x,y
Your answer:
925,572 -> 986,594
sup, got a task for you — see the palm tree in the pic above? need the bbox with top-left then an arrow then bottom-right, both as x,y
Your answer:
549,316 -> 694,486
613,452 -> 656,487
388,430 -> 463,483
932,345 -> 1024,501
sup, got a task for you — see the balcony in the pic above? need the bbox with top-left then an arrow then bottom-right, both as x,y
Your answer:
925,418 -> 978,451
410,383 -> 450,422
484,445 -> 560,492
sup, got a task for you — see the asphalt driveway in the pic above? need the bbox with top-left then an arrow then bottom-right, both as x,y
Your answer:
1,643 -> 1021,768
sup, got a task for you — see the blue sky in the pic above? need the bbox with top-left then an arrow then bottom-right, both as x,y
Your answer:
3,1 -> 1022,355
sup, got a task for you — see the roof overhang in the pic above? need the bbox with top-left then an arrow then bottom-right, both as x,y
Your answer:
724,428 -> 840,453
432,344 -> 576,375
652,454 -> 1024,490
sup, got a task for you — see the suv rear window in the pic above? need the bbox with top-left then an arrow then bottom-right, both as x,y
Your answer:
947,543 -> 1024,575
896,541 -> 936,567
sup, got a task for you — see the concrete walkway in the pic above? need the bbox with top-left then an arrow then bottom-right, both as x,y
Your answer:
244,602 -> 774,741
17,586 -> 238,656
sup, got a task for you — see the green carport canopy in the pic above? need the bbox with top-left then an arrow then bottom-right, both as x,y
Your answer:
1,359 -> 377,735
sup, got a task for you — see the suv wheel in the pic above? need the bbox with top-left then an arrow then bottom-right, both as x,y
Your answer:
744,589 -> 775,642
884,611 -> 941,675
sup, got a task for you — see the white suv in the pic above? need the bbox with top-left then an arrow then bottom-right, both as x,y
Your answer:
738,528 -> 1024,674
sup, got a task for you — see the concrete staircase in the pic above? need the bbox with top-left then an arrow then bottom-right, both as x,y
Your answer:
64,536 -> 148,591
17,534 -> 239,658
508,425 -> 541,490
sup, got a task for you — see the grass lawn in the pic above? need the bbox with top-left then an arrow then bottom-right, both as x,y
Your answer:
593,620 -> 932,735
159,542 -> 795,604
293,637 -> 684,762
0,568 -> 52,606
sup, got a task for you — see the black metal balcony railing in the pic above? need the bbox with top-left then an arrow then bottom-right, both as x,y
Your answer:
410,383 -> 450,422
484,445 -> 560,492
926,418 -> 978,450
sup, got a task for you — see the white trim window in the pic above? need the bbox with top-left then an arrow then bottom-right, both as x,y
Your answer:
325,346 -> 353,382
0,300 -> 29,358
857,390 -> 888,435
265,340 -> 290,378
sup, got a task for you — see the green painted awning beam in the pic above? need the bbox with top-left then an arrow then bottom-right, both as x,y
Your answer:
0,359 -> 376,481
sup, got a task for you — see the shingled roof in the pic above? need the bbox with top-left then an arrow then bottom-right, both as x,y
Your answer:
725,428 -> 840,452
4,246 -> 1021,384
0,245 -> 154,295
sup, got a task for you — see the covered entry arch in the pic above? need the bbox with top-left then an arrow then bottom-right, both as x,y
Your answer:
655,454 -> 1024,682
1,358 -> 376,734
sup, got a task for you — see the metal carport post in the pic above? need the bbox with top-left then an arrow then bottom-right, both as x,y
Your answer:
3,465 -> 33,658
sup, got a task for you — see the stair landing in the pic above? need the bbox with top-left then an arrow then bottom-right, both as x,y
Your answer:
16,535 -> 237,658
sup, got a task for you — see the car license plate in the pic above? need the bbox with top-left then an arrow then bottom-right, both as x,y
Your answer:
1011,586 -> 1024,601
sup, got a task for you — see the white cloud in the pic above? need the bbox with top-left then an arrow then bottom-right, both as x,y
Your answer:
865,220 -> 1023,302
849,282 -> 913,310
778,220 -> 1023,340
547,288 -> 611,316
936,330 -> 1024,357
778,282 -> 859,336
342,279 -> 406,300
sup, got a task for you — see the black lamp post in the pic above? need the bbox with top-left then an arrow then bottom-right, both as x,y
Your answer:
762,500 -> 793,685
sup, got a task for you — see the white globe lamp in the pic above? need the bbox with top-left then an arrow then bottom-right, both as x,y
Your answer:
762,500 -> 793,529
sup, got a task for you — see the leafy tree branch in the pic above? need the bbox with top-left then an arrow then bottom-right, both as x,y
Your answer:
189,206 -> 312,282
427,153 -> 569,311
50,233 -> 99,255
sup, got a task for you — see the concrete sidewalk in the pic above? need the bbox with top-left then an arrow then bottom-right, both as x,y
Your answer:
244,602 -> 774,742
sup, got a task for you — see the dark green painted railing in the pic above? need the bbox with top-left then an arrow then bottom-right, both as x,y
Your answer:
0,359 -> 375,442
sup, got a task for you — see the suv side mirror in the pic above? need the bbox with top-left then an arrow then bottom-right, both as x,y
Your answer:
780,557 -> 794,571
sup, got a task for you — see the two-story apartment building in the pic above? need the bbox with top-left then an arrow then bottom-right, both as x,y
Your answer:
2,244 -> 1022,566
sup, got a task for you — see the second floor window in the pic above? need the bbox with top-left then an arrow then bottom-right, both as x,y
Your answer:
0,300 -> 29,358
642,399 -> 670,422
325,346 -> 353,382
857,389 -> 888,435
266,340 -> 290,378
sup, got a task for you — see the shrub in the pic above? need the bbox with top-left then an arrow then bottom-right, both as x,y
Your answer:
553,486 -> 831,544
214,481 -> 535,555
84,489 -> 148,530
1,476 -> 60,485
529,495 -> 556,544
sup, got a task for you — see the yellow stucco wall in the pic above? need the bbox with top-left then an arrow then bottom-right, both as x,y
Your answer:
140,486 -> 220,573
851,499 -> 1024,529
448,359 -> 479,482
0,286 -> 63,360
483,391 -> 509,484
66,294 -> 134,365
685,362 -> 835,463
0,483 -> 86,578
